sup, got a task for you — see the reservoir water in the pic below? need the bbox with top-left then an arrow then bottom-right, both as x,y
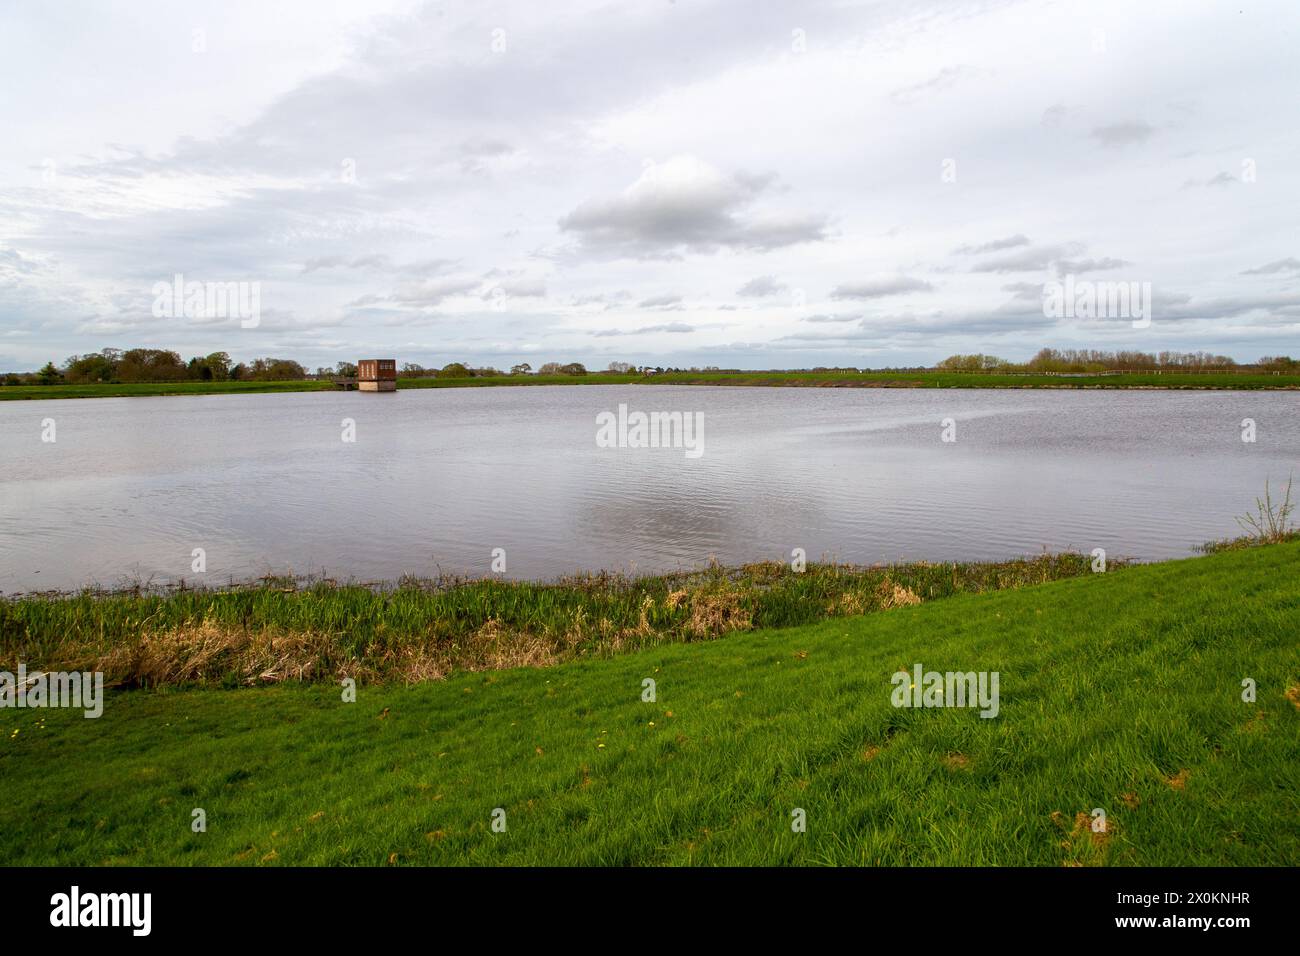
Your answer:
1,385 -> 1296,592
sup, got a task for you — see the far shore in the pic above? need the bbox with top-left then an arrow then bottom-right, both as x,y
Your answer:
4,368 -> 1299,401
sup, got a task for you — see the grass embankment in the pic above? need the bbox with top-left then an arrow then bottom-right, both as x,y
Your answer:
0,379 -> 339,400
1,554 -> 1106,687
4,369 -> 1298,400
1,543 -> 1297,866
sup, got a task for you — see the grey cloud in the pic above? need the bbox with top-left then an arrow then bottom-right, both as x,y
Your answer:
0,247 -> 44,275
570,291 -> 632,308
310,256 -> 450,278
778,303 -> 1057,342
1000,282 -> 1042,300
302,254 -> 393,274
736,275 -> 787,297
459,137 -> 514,158
1055,257 -> 1132,276
970,243 -> 1086,273
355,276 -> 482,307
1181,172 -> 1239,190
491,278 -> 547,298
1041,103 -> 1069,128
831,276 -> 934,299
954,234 -> 1030,255
593,322 -> 695,337
891,65 -> 982,104
638,294 -> 683,309
1155,291 -> 1300,323
803,313 -> 862,323
1091,122 -> 1156,147
398,258 -> 458,276
1241,258 -> 1300,275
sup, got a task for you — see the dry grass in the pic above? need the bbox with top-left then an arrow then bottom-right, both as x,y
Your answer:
683,587 -> 753,637
79,587 -> 761,688
1052,809 -> 1112,861
879,580 -> 923,609
90,618 -> 567,688
1,551 -> 1123,689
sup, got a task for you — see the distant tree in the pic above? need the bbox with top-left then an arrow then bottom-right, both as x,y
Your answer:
510,362 -> 532,375
335,361 -> 358,378
229,363 -> 249,381
36,361 -> 63,385
537,362 -> 562,376
187,356 -> 211,381
248,358 -> 307,381
399,362 -> 426,378
606,361 -> 632,374
440,362 -> 470,378
183,351 -> 231,382
202,352 -> 231,380
559,362 -> 587,376
116,349 -> 187,383
63,350 -> 118,384
936,353 -> 1009,372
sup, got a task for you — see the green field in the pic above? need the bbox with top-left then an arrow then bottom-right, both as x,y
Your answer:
3,368 -> 1298,401
1,542 -> 1296,866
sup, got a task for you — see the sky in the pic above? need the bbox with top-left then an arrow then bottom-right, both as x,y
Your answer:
2,0 -> 1298,372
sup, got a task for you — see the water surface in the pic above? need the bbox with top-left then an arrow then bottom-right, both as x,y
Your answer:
1,386 -> 1296,592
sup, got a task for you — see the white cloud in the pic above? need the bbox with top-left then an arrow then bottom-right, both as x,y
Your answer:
558,156 -> 827,258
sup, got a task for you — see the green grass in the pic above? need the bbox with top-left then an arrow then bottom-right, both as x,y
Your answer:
0,379 -> 338,400
5,368 -> 1298,400
1,542 -> 1296,866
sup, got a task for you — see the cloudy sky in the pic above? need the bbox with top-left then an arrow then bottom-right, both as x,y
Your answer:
2,0 -> 1298,372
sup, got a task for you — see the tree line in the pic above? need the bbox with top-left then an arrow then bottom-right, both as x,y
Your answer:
12,345 -> 1291,386
2,349 -> 309,386
1,350 -> 658,386
936,349 -> 1297,374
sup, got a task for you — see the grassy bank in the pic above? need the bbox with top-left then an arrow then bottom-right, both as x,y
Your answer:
0,541 -> 1295,866
0,379 -> 339,401
1,553 -> 1111,687
4,368 -> 1298,401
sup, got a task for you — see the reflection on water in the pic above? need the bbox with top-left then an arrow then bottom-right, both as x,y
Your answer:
1,385 -> 1296,591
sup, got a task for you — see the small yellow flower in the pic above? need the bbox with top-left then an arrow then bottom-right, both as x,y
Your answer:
648,721 -> 655,727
